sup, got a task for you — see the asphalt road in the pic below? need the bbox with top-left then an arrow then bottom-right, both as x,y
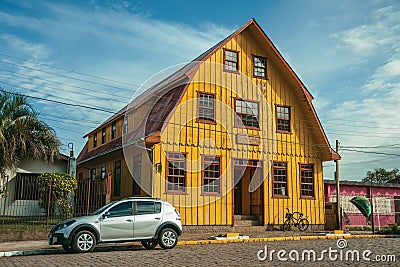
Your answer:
0,238 -> 398,266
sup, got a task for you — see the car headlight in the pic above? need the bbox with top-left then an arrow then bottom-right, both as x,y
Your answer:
54,220 -> 76,231
174,209 -> 181,220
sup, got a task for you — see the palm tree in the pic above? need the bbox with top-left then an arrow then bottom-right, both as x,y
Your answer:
0,91 -> 60,175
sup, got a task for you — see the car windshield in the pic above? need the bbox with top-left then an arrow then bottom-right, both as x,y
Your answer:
91,201 -> 117,215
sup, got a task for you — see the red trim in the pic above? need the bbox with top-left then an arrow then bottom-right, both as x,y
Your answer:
165,152 -> 187,194
272,161 -> 289,198
223,48 -> 240,73
196,91 -> 216,124
201,155 -> 222,196
275,105 -> 292,134
252,55 -> 267,79
299,163 -> 315,198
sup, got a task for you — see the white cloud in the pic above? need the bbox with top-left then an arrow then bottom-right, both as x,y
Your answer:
331,5 -> 400,56
0,34 -> 50,59
0,1 -> 233,153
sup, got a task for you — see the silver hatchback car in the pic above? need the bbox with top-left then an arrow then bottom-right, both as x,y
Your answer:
48,197 -> 182,253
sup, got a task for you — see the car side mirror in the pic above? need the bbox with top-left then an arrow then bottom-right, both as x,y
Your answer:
102,212 -> 110,218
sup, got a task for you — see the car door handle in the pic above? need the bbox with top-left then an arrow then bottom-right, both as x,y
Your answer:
155,217 -> 161,220
126,219 -> 133,222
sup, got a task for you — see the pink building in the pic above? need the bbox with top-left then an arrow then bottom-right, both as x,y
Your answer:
324,180 -> 400,228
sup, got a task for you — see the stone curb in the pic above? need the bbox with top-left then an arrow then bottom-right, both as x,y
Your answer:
0,234 -> 398,257
176,234 -> 393,246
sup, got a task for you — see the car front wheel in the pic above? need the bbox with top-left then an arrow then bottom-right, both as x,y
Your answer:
158,228 -> 178,249
72,230 -> 96,253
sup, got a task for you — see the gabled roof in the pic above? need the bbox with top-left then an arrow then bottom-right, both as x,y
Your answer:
78,18 -> 340,164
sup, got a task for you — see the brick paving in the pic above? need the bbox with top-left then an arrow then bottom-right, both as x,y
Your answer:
0,238 -> 398,266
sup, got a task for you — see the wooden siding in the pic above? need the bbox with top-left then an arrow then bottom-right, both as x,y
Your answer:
150,25 -> 325,226
77,20 -> 333,227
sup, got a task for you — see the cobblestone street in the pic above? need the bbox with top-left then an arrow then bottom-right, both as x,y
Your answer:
0,238 -> 398,266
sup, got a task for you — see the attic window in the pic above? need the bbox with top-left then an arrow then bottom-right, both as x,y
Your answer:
224,49 -> 239,72
102,128 -> 106,144
93,133 -> 97,148
123,116 -> 128,134
112,122 -> 117,139
253,56 -> 266,78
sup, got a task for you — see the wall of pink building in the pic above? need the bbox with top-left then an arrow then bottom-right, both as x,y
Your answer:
325,183 -> 400,201
343,214 -> 395,227
325,182 -> 400,227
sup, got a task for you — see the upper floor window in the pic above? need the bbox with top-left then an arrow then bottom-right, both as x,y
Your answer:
253,56 -> 267,78
101,165 -> 106,179
276,106 -> 291,133
224,49 -> 239,72
202,156 -> 221,195
300,164 -> 314,197
114,160 -> 121,196
132,154 -> 142,195
102,128 -> 106,144
112,122 -> 117,139
90,168 -> 96,180
235,99 -> 259,129
166,152 -> 186,193
197,93 -> 215,123
93,133 -> 97,148
123,116 -> 128,134
272,162 -> 288,197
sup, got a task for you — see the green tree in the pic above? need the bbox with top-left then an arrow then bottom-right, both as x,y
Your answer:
362,168 -> 400,183
36,172 -> 77,218
0,91 -> 60,174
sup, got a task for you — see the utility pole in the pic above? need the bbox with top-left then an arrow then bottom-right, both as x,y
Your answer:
335,140 -> 341,230
370,178 -> 375,235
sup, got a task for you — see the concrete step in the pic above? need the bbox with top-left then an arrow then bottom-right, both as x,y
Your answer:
234,215 -> 258,220
232,226 -> 266,232
234,219 -> 262,226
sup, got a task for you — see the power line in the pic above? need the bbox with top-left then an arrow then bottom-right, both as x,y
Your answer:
0,68 -> 129,100
0,59 -> 137,92
0,87 -> 117,114
340,148 -> 400,157
323,156 -> 398,168
0,81 -> 120,115
322,116 -> 400,127
39,115 -> 99,128
0,73 -> 128,104
340,144 -> 400,149
0,52 -> 141,87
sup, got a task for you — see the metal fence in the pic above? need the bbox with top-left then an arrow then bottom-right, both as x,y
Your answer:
0,173 -> 111,241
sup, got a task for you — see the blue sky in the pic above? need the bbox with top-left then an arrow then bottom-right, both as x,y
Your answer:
0,0 -> 399,181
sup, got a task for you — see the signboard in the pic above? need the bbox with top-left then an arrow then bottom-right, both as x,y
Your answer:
236,134 -> 260,146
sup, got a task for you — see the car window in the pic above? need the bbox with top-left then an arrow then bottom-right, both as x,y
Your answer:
92,201 -> 116,215
136,201 -> 161,215
107,201 -> 133,217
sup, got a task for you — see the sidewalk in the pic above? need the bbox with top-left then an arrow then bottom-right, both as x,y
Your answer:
0,230 -> 392,257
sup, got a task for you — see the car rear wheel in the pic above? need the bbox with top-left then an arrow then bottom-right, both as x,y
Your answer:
72,230 -> 96,253
158,228 -> 178,249
141,240 -> 158,249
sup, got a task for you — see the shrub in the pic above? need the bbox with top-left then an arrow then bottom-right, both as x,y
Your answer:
36,172 -> 77,218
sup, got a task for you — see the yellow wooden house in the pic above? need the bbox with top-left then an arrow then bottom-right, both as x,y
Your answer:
77,19 -> 340,229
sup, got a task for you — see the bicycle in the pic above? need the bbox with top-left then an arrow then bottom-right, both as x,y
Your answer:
282,208 -> 310,231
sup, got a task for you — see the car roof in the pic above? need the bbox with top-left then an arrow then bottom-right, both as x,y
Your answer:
122,197 -> 161,201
